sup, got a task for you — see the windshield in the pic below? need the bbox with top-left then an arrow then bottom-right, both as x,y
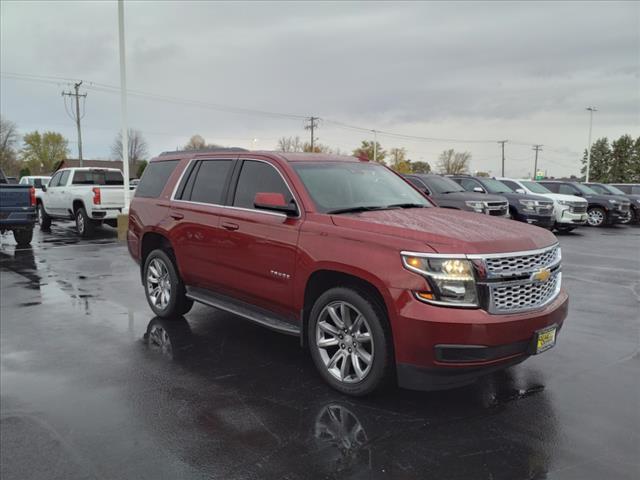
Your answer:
480,178 -> 513,194
293,162 -> 431,213
604,185 -> 625,195
421,175 -> 465,194
521,181 -> 551,194
574,183 -> 598,195
72,170 -> 124,186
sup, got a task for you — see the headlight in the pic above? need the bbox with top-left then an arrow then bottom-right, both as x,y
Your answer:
608,199 -> 619,204
465,201 -> 485,212
557,200 -> 571,206
518,199 -> 537,211
401,254 -> 478,306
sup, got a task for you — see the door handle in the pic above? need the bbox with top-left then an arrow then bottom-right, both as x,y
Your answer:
170,212 -> 184,220
222,221 -> 239,231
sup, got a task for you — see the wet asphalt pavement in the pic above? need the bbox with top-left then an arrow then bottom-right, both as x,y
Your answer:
1,221 -> 639,480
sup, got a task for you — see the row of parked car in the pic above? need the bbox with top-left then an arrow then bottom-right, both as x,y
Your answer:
403,173 -> 639,230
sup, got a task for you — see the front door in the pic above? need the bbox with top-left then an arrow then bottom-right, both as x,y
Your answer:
215,159 -> 301,319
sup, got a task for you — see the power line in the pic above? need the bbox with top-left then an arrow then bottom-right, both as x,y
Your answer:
61,81 -> 87,165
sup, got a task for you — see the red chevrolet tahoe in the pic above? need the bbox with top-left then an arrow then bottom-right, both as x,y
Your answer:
127,149 -> 568,396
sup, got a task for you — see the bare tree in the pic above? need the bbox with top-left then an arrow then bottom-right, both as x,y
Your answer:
276,136 -> 304,152
184,134 -> 207,151
436,149 -> 471,174
0,116 -> 20,175
111,129 -> 149,174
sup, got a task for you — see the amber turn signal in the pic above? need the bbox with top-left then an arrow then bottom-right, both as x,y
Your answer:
416,291 -> 435,300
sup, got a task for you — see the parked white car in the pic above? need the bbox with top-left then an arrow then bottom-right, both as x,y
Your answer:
38,168 -> 127,237
19,175 -> 51,187
497,177 -> 588,232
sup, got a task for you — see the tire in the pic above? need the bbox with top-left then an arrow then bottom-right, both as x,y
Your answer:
13,228 -> 33,246
143,249 -> 193,318
308,287 -> 393,396
587,207 -> 607,227
75,206 -> 95,237
37,203 -> 51,230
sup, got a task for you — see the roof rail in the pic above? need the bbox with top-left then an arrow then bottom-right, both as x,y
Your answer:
159,147 -> 249,156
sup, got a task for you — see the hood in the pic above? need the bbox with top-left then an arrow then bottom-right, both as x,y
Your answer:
500,192 -> 553,203
331,207 -> 557,255
434,191 -> 507,202
538,193 -> 587,203
585,193 -> 629,203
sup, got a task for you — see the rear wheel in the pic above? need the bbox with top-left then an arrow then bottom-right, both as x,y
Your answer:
587,207 -> 606,227
308,287 -> 393,396
143,249 -> 193,318
13,228 -> 33,246
37,203 -> 51,230
75,206 -> 95,237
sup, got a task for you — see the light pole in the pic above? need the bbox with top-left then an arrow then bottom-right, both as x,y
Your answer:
585,106 -> 597,182
118,0 -> 130,209
372,130 -> 377,162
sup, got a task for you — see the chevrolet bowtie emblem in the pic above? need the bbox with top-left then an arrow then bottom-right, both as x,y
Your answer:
531,267 -> 551,283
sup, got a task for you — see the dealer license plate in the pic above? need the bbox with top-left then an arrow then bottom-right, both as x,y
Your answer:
535,326 -> 557,353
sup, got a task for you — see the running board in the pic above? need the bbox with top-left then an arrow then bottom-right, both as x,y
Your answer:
186,287 -> 300,336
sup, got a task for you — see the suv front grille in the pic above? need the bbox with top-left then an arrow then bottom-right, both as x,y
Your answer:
570,204 -> 587,214
485,201 -> 508,216
483,245 -> 560,278
472,244 -> 562,314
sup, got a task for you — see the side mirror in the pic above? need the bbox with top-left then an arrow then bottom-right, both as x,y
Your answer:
254,192 -> 298,216
41,185 -> 47,192
573,191 -> 583,196
473,186 -> 485,193
515,188 -> 526,194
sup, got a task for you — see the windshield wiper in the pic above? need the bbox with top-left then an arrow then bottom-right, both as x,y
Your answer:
384,203 -> 427,209
327,206 -> 388,214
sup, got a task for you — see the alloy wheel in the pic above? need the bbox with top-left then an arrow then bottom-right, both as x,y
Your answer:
587,209 -> 604,226
76,211 -> 85,234
37,206 -> 43,225
146,258 -> 172,310
316,301 -> 374,383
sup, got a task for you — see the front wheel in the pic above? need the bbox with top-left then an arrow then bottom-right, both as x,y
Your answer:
13,228 -> 33,246
143,249 -> 193,318
587,207 -> 606,227
308,287 -> 393,396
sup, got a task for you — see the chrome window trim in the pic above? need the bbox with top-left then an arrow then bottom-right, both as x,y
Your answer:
169,157 -> 301,219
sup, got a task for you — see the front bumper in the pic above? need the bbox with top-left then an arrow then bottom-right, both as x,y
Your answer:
519,212 -> 555,228
557,209 -> 587,225
391,288 -> 569,391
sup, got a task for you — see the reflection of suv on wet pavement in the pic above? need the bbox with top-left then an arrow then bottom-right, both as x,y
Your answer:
403,174 -> 509,217
449,175 -> 555,228
128,150 -> 568,396
537,180 -> 631,227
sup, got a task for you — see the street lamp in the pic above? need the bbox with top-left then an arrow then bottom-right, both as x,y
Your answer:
585,107 -> 597,182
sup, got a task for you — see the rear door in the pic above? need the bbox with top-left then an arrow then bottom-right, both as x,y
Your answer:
169,158 -> 236,287
215,159 -> 302,318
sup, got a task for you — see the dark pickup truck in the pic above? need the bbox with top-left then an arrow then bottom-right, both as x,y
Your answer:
403,174 -> 509,217
0,169 -> 37,246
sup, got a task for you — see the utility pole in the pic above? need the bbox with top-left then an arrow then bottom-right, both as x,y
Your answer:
305,116 -> 319,151
372,130 -> 377,162
585,106 -> 597,182
532,145 -> 543,180
62,81 -> 87,166
498,140 -> 508,176
118,0 -> 130,208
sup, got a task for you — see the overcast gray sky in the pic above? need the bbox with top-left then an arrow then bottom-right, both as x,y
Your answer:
1,0 -> 638,177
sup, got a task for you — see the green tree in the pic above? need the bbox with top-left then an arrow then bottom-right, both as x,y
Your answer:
581,137 -> 611,182
630,137 -> 640,183
410,161 -> 431,174
0,116 -> 20,176
353,140 -> 386,164
20,131 -> 69,174
609,134 -> 635,183
388,147 -> 412,173
436,149 -> 470,174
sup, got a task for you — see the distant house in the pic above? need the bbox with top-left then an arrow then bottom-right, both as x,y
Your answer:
53,159 -> 125,173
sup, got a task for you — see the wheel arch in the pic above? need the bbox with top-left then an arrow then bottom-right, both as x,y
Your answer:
139,231 -> 174,283
300,268 -> 393,350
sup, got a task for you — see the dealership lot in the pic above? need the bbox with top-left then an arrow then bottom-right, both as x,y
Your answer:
1,223 -> 638,480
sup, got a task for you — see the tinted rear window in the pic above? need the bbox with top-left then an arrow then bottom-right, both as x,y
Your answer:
135,161 -> 179,198
73,170 -> 124,185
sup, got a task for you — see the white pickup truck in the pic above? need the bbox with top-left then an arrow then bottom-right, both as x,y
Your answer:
38,167 -> 127,237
